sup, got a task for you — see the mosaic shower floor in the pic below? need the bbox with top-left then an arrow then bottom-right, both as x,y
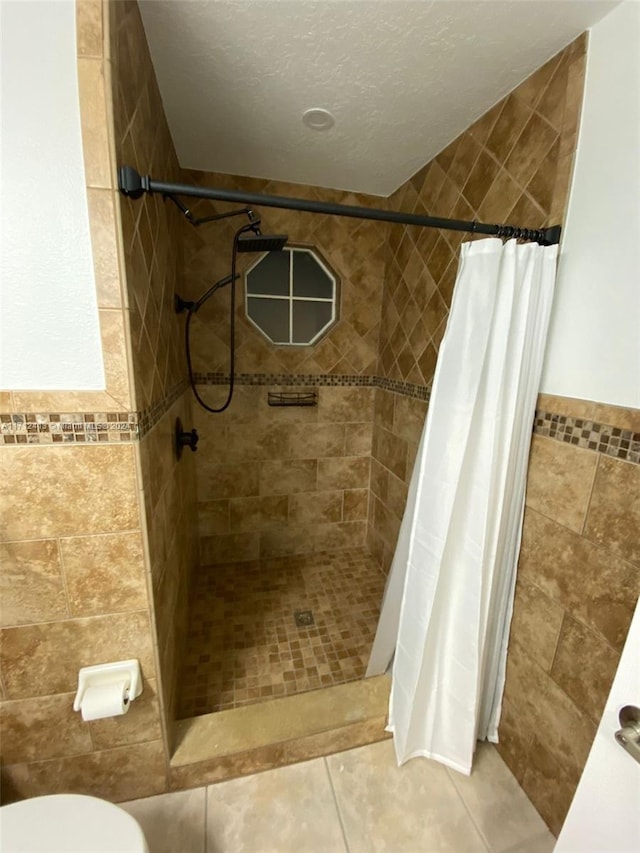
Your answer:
177,547 -> 386,718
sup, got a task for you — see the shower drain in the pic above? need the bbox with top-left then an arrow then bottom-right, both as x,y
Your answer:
294,610 -> 315,627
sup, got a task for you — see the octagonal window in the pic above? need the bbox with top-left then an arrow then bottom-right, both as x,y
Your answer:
245,247 -> 337,345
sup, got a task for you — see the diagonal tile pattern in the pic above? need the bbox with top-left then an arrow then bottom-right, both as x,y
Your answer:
177,547 -> 385,717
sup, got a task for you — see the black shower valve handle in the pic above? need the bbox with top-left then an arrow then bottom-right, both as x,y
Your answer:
175,418 -> 199,460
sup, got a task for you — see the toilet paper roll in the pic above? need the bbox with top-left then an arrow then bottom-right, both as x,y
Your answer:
80,679 -> 130,721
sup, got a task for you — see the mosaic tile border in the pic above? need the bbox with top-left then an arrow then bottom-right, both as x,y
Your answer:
192,372 -> 431,402
0,412 -> 138,445
534,410 -> 640,465
137,379 -> 189,438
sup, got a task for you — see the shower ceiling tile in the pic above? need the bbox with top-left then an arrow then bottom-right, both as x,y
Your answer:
137,1 -> 617,196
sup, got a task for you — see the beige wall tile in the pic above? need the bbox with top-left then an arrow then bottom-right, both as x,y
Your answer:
0,540 -> 67,627
60,531 -> 148,616
509,578 -> 563,672
99,309 -> 132,409
373,389 -> 395,431
503,641 -> 596,776
288,491 -> 342,525
386,473 -> 409,520
524,436 -> 597,532
198,500 -> 229,536
1,610 -> 155,698
590,404 -> 640,432
197,462 -> 259,501
2,739 -> 167,804
520,737 -> 580,837
584,456 -> 640,565
77,57 -> 111,188
228,496 -> 288,532
259,460 -> 317,496
343,489 -> 369,522
289,424 -> 345,458
518,508 -> 638,651
317,457 -> 370,491
76,0 -> 103,58
536,394 -> 595,420
318,387 -> 374,422
494,698 -> 534,785
200,533 -> 260,565
392,395 -> 427,445
0,445 -> 139,541
344,423 -> 373,457
89,678 -> 163,750
372,425 -> 407,481
0,692 -> 92,764
87,189 -> 122,308
551,616 -> 620,724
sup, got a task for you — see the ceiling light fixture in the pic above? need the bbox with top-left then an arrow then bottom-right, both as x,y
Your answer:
302,108 -> 335,131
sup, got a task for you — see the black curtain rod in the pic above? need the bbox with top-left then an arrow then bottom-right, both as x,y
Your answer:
118,166 -> 561,246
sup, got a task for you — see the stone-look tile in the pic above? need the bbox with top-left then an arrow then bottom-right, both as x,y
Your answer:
289,423 -> 345,458
1,610 -> 155,698
392,395 -> 427,445
509,578 -> 563,671
200,533 -> 260,566
447,743 -> 549,853
524,436 -> 597,532
317,456 -> 370,491
519,509 -> 639,650
0,445 -> 139,541
327,739 -> 486,852
318,387 -> 375,422
520,737 -> 580,837
372,426 -> 407,481
122,787 -> 206,853
550,616 -> 620,724
2,740 -> 167,804
536,394 -> 595,420
0,540 -> 67,627
87,188 -> 121,307
197,462 -> 259,501
502,831 -> 557,853
99,309 -> 132,409
344,422 -> 373,456
170,744 -> 289,791
502,641 -> 596,777
89,678 -> 163,750
370,458 -> 389,501
206,759 -> 347,853
259,459 -> 318,495
77,57 -> 111,188
0,693 -> 92,764
386,473 -> 409,520
485,95 -> 532,163
198,500 -> 230,536
228,496 -> 288,532
76,0 -> 103,57
60,532 -> 148,616
495,698 -> 534,786
343,489 -> 369,521
373,389 -> 395,431
584,456 -> 640,565
288,491 -> 342,525
590,403 -> 640,432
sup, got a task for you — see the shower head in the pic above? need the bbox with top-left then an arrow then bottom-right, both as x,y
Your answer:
237,233 -> 288,253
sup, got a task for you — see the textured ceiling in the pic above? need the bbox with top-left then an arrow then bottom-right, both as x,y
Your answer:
139,0 -> 617,197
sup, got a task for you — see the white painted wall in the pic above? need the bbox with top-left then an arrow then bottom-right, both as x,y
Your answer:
540,1 -> 640,408
0,0 -> 105,391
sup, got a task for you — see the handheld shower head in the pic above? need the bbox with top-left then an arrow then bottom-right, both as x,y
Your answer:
237,233 -> 288,253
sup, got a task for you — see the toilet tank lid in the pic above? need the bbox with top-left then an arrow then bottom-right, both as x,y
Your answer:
0,794 -> 148,853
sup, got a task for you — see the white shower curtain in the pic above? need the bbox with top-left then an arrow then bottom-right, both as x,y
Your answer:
368,237 -> 558,775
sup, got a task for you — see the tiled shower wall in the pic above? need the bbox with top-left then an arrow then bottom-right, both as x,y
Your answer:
498,397 -> 640,834
109,0 -> 199,736
368,36 -> 588,573
0,2 -> 167,803
176,171 -> 388,558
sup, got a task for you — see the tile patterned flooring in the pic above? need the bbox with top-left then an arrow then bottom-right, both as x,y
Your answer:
122,740 -> 556,853
177,547 -> 386,718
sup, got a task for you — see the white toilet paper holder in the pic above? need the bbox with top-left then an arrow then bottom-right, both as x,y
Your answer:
73,659 -> 143,715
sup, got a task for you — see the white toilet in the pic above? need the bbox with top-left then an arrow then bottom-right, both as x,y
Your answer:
0,794 -> 149,852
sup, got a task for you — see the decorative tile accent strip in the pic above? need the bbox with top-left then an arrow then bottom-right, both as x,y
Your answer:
137,379 -> 189,438
534,410 -> 640,466
192,372 -> 432,402
0,412 -> 138,445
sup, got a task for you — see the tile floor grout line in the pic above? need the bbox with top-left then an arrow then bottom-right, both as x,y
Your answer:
323,755 -> 352,853
443,765 -> 493,853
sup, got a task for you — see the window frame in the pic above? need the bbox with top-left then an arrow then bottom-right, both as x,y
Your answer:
244,245 -> 338,346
